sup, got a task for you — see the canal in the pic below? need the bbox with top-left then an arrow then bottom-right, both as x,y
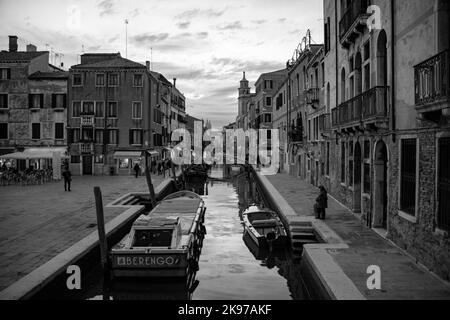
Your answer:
38,166 -> 311,300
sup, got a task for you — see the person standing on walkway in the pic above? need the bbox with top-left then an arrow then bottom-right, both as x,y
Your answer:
62,168 -> 72,192
133,163 -> 140,178
315,186 -> 328,220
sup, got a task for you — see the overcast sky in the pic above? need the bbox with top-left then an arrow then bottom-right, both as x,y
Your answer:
0,0 -> 323,128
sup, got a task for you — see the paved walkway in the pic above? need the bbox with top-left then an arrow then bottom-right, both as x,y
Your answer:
266,172 -> 450,300
0,173 -> 165,291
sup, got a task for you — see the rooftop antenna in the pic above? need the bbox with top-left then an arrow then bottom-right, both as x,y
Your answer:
125,19 -> 129,58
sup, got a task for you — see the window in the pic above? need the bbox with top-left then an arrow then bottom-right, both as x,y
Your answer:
400,139 -> 417,216
52,94 -> 66,109
133,74 -> 143,87
0,94 -> 7,109
81,128 -> 93,141
108,129 -> 118,144
132,102 -> 142,119
95,129 -> 104,144
364,140 -> 370,159
94,155 -> 104,164
364,64 -> 370,91
95,74 -> 105,87
154,109 -> 162,124
55,123 -> 64,140
108,73 -> 119,86
326,142 -> 330,176
72,101 -> 81,117
264,114 -> 272,123
438,137 -> 450,231
32,123 -> 41,140
341,142 -> 346,183
324,17 -> 330,54
130,129 -> 143,145
0,123 -> 8,139
71,155 -> 80,164
29,94 -> 43,109
364,164 -> 371,193
108,102 -> 118,118
82,101 -> 94,115
266,97 -> 272,106
70,129 -> 80,143
364,41 -> 370,61
95,102 -> 104,118
72,73 -> 82,86
0,68 -> 11,80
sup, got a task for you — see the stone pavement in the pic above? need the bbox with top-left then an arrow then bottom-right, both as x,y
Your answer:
266,172 -> 450,300
0,173 -> 165,291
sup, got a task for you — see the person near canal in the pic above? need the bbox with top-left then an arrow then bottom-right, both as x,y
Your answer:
315,186 -> 328,220
62,168 -> 72,192
133,163 -> 140,178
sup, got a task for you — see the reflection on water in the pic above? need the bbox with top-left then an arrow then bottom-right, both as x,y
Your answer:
83,165 -> 309,300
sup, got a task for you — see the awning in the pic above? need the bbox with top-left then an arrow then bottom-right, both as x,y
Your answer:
113,151 -> 143,159
0,147 -> 69,160
147,150 -> 159,157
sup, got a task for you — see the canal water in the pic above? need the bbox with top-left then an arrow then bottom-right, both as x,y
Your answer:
54,166 -> 310,300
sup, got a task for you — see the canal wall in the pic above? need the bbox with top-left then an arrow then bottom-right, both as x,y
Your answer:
252,167 -> 365,300
0,178 -> 178,300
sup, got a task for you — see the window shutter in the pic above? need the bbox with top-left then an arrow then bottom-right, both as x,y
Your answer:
116,130 -> 119,145
52,94 -> 56,109
140,130 -> 143,145
63,94 -> 67,109
28,94 -> 32,108
7,69 -> 11,80
40,94 -> 44,109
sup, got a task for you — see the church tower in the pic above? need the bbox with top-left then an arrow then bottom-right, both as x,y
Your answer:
238,71 -> 250,97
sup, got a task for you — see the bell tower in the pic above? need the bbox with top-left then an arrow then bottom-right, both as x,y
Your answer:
238,71 -> 250,97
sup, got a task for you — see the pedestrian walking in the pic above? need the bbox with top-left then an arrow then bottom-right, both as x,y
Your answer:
315,186 -> 328,220
133,163 -> 140,178
62,168 -> 72,192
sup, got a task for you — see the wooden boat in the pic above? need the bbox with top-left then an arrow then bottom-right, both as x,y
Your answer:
242,205 -> 288,248
110,191 -> 206,278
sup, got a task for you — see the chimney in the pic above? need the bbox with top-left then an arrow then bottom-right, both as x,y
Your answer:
9,35 -> 18,52
26,44 -> 37,52
173,78 -> 177,88
146,60 -> 150,71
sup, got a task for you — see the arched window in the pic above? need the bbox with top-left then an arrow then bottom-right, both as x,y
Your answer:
341,68 -> 346,103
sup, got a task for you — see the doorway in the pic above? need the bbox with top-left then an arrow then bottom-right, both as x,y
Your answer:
82,155 -> 93,175
353,142 -> 362,213
373,141 -> 388,229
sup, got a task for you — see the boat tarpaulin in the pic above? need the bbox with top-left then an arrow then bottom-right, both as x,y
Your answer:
113,151 -> 143,159
147,150 -> 159,157
0,147 -> 69,159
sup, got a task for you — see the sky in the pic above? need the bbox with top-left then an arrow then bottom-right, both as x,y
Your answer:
0,0 -> 323,128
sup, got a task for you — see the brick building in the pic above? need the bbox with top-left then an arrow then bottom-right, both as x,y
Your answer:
0,35 -> 68,171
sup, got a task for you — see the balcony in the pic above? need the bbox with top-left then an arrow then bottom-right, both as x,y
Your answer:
79,143 -> 94,153
319,113 -> 331,134
289,126 -> 303,143
414,50 -> 450,114
306,88 -> 320,106
339,0 -> 370,49
81,116 -> 95,127
332,86 -> 389,131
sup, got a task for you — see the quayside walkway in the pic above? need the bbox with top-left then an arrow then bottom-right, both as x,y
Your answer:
265,172 -> 450,300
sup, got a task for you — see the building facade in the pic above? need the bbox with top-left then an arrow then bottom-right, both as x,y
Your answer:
0,35 -> 68,171
67,53 -> 159,176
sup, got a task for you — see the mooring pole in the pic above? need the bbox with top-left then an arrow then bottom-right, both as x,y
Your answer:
145,166 -> 157,207
94,187 -> 108,273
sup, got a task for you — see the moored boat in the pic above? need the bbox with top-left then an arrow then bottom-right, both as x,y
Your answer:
242,205 -> 288,249
110,191 -> 206,278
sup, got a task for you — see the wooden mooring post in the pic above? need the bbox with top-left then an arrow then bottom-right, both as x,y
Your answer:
145,166 -> 157,207
94,187 -> 109,274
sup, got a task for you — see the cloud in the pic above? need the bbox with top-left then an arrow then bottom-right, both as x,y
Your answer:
175,9 -> 226,20
131,33 -> 169,44
211,57 -> 284,75
176,21 -> 191,29
278,18 -> 287,23
129,8 -> 140,18
98,0 -> 116,17
216,21 -> 243,30
108,34 -> 120,43
251,20 -> 267,25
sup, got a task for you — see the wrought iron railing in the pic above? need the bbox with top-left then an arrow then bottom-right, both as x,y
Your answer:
339,0 -> 370,41
289,126 -> 303,142
414,49 -> 450,106
332,86 -> 389,127
306,88 -> 320,105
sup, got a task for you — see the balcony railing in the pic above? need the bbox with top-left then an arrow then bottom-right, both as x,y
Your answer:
306,88 -> 320,105
414,49 -> 450,107
339,0 -> 370,43
81,116 -> 94,126
332,86 -> 389,127
80,143 -> 94,153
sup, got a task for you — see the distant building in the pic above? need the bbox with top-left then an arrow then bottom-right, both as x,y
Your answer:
0,35 -> 68,171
